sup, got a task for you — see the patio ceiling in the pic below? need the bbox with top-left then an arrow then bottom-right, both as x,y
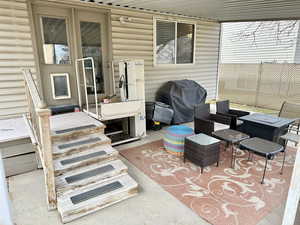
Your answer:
81,0 -> 300,22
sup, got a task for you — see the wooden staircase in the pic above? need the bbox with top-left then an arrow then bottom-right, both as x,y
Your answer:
22,70 -> 137,222
50,112 -> 138,223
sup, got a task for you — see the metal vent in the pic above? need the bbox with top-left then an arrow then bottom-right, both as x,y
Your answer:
65,165 -> 114,184
58,137 -> 101,149
70,181 -> 123,204
55,124 -> 97,134
60,151 -> 106,166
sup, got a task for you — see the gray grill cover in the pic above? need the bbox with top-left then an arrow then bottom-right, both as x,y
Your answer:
156,80 -> 207,124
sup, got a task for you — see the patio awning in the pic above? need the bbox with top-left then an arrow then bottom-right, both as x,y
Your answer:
79,0 -> 300,22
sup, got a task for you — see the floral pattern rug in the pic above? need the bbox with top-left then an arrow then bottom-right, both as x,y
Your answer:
120,140 -> 296,225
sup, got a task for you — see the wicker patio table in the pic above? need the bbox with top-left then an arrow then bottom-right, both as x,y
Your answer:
184,133 -> 221,174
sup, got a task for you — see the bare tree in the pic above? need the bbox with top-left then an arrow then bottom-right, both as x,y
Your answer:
231,20 -> 298,47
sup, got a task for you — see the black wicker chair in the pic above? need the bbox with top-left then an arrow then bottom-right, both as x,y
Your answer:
194,103 -> 232,135
216,100 -> 250,129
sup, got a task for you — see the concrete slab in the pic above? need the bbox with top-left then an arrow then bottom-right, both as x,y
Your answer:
7,112 -> 299,225
9,156 -> 210,225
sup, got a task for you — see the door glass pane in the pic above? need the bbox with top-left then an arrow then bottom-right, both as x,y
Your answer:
51,74 -> 70,99
80,21 -> 104,94
42,17 -> 70,64
176,23 -> 195,64
156,21 -> 176,64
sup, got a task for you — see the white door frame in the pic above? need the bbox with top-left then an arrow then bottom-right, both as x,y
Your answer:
31,2 -> 112,107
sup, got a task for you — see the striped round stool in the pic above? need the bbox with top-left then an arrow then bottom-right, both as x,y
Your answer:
164,125 -> 194,156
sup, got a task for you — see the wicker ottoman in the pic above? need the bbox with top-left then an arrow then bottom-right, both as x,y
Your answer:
184,133 -> 221,173
164,125 -> 194,156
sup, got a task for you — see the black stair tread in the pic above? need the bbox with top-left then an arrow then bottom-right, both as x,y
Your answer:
57,174 -> 138,223
55,124 -> 97,134
70,181 -> 123,204
65,165 -> 115,184
60,150 -> 107,166
50,112 -> 105,136
58,137 -> 102,150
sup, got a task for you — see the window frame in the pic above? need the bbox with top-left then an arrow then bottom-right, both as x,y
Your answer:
39,15 -> 72,65
50,73 -> 72,100
153,17 -> 196,66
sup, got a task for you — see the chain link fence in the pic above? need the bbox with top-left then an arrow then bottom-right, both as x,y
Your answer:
218,63 -> 300,110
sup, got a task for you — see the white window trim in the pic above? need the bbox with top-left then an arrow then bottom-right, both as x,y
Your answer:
50,73 -> 71,100
153,17 -> 197,67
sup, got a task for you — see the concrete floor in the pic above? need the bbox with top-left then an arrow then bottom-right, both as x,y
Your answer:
7,119 -> 300,225
9,160 -> 209,225
9,122 -> 211,225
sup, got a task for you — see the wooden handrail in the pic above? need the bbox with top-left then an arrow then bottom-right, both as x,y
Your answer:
22,69 -> 46,109
22,69 -> 56,210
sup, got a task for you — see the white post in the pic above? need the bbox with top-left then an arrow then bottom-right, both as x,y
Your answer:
75,59 -> 82,109
90,57 -> 99,116
282,143 -> 300,225
0,153 -> 13,225
82,61 -> 89,113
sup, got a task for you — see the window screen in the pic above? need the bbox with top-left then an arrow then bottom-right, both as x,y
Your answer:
42,17 -> 70,64
156,21 -> 176,64
177,23 -> 195,64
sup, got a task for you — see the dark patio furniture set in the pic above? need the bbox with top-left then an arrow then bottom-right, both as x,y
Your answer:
183,100 -> 300,184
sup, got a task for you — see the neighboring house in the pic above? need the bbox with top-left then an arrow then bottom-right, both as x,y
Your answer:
221,21 -> 300,63
219,21 -> 300,110
0,0 -> 220,119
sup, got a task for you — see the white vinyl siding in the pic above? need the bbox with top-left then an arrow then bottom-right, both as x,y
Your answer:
0,2 -> 220,118
221,22 -> 300,63
294,26 -> 300,64
0,0 -> 36,118
111,9 -> 220,100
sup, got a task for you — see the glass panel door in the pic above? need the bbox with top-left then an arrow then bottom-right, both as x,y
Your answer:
33,5 -> 77,107
80,21 -> 104,94
77,11 -> 109,98
41,17 -> 71,64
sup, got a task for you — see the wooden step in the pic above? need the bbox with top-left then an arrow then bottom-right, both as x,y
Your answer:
50,112 -> 106,141
54,145 -> 118,176
57,174 -> 138,223
52,133 -> 111,159
56,159 -> 128,196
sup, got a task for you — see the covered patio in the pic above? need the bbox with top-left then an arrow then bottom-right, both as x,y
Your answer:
6,103 -> 300,225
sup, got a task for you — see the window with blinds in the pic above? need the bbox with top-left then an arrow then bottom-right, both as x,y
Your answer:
41,17 -> 70,64
155,20 -> 195,65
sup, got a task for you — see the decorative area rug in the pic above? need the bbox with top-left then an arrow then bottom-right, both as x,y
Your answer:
120,140 -> 296,225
